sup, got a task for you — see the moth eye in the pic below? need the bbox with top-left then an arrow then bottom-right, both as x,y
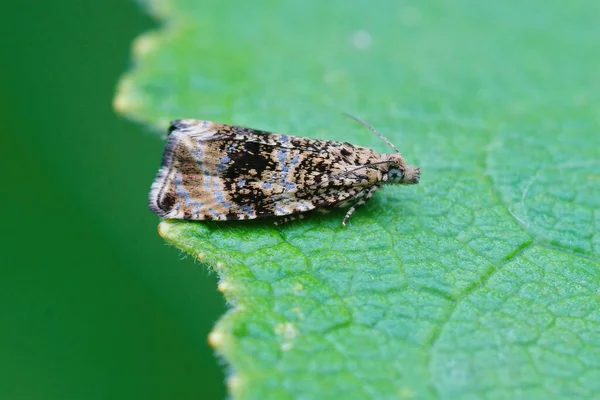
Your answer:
388,168 -> 404,180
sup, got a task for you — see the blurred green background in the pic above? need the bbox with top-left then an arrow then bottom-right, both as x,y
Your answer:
1,2 -> 226,399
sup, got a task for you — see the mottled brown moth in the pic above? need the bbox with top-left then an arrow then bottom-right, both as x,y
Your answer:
149,115 -> 420,226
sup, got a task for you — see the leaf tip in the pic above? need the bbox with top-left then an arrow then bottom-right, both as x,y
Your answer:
132,32 -> 159,58
113,76 -> 143,116
158,220 -> 182,241
226,375 -> 244,398
207,331 -> 226,348
217,280 -> 234,294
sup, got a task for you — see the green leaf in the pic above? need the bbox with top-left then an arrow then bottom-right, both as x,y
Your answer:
116,0 -> 600,398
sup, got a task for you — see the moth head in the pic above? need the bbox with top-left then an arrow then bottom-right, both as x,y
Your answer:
384,154 -> 420,185
342,113 -> 420,185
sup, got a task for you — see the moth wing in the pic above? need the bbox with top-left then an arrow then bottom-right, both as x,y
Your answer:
148,120 -> 318,220
249,183 -> 364,218
149,119 -> 377,221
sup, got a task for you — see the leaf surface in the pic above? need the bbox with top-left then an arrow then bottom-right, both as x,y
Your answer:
116,0 -> 600,398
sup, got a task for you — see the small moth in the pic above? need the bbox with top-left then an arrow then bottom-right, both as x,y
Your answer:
149,115 -> 420,226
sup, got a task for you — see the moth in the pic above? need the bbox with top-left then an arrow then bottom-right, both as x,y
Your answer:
149,115 -> 420,226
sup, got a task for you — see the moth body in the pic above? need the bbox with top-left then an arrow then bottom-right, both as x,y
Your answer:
149,118 -> 419,225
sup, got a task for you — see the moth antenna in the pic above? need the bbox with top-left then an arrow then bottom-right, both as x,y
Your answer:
343,112 -> 401,154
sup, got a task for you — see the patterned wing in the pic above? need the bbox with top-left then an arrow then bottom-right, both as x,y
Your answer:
149,120 -> 383,221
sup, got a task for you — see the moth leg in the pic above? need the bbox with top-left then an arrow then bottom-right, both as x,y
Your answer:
274,213 -> 305,226
342,185 -> 380,226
